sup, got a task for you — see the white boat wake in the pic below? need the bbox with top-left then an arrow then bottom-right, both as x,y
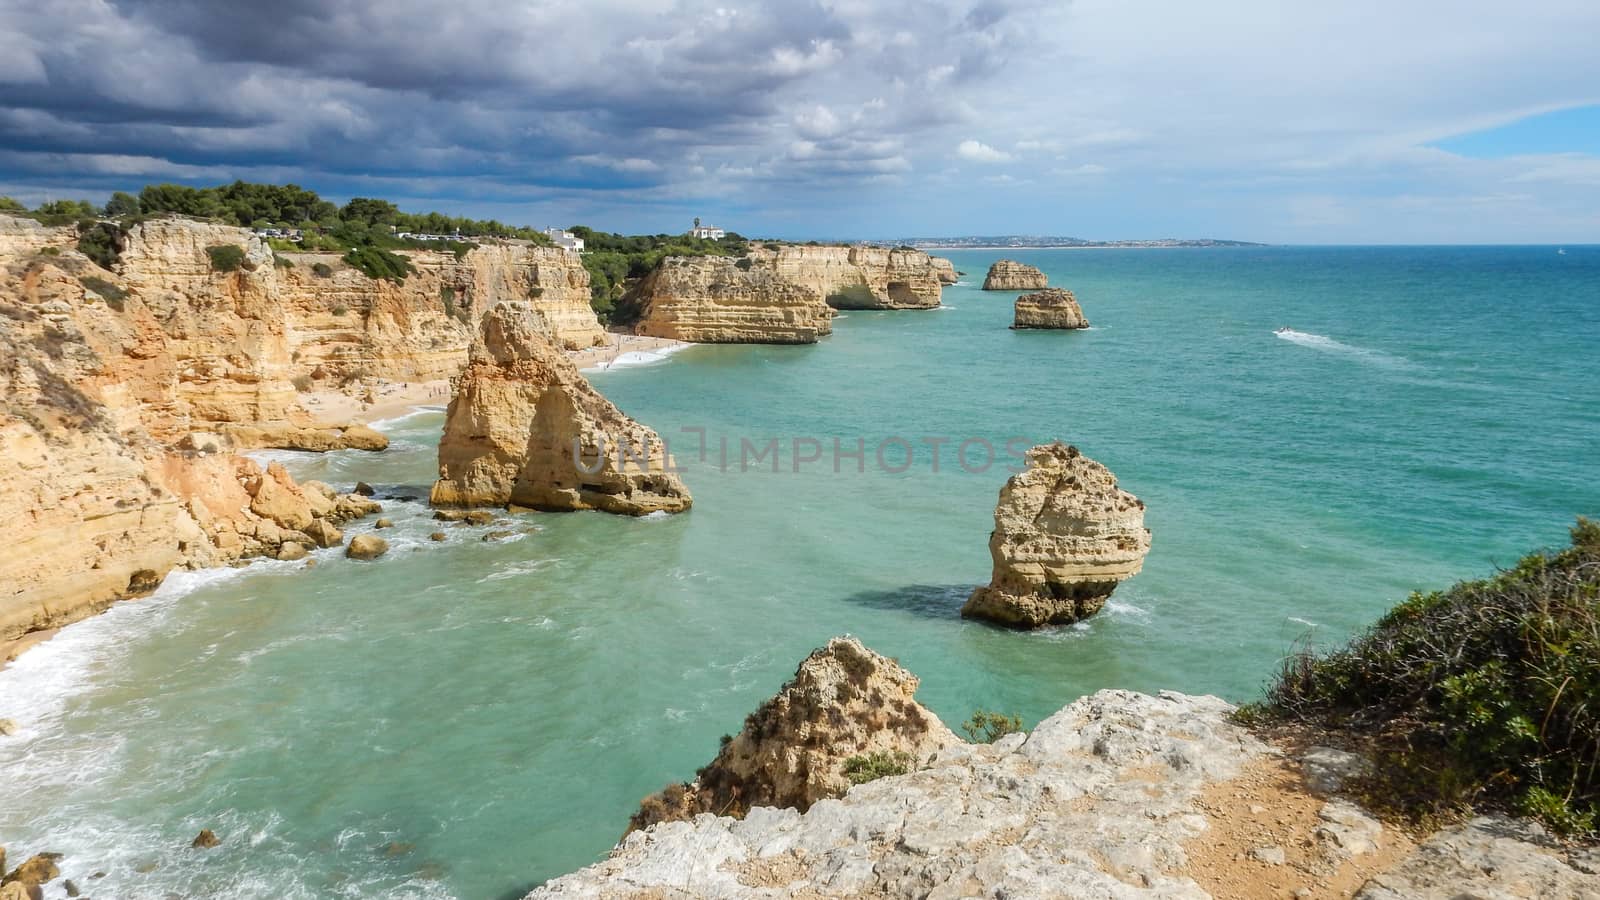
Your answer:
1274,328 -> 1415,370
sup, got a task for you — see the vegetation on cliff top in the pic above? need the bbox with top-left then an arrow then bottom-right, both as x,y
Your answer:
570,226 -> 747,321
1253,518 -> 1600,835
1,183 -> 550,278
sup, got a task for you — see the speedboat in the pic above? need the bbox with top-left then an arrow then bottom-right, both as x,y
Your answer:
1274,326 -> 1292,335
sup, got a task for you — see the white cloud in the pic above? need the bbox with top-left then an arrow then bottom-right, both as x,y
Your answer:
956,140 -> 1011,163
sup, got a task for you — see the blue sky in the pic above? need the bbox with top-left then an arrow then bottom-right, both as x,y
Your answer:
2,0 -> 1598,243
1433,105 -> 1600,159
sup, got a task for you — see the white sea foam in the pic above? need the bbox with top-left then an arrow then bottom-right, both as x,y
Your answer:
1287,616 -> 1322,629
1274,328 -> 1416,369
242,448 -> 325,468
581,342 -> 692,373
366,406 -> 441,431
477,558 -> 561,583
0,566 -> 257,732
1104,599 -> 1152,621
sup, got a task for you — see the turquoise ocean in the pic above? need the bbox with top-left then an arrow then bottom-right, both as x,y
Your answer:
2,246 -> 1597,898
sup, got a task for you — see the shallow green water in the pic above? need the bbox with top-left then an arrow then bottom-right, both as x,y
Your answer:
2,246 -> 1597,898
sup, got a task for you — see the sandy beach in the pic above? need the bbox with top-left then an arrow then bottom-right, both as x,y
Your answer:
298,331 -> 691,427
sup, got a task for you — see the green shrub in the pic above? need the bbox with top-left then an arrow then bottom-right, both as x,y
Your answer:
342,246 -> 414,283
960,710 -> 1024,744
39,246 -> 61,257
206,244 -> 247,273
273,254 -> 294,269
77,222 -> 122,271
311,261 -> 333,278
80,275 -> 128,311
734,257 -> 754,270
1259,518 -> 1600,835
332,303 -> 349,316
291,374 -> 314,392
842,750 -> 913,785
528,285 -> 544,299
440,285 -> 470,323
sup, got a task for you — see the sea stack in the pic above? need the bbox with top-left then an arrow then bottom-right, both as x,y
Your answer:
620,256 -> 832,344
629,636 -> 958,831
1013,288 -> 1089,329
931,256 -> 960,285
430,302 -> 691,516
982,259 -> 1048,291
962,443 -> 1150,628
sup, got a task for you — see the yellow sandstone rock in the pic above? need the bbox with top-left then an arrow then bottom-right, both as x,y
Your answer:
432,302 -> 691,515
962,443 -> 1150,627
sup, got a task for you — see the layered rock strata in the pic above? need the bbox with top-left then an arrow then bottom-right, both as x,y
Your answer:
431,302 -> 691,515
962,443 -> 1150,627
621,245 -> 951,343
1012,287 -> 1089,329
761,245 -> 945,310
630,637 -> 956,832
0,213 -> 579,657
930,256 -> 959,284
622,257 -> 832,344
982,258 -> 1048,291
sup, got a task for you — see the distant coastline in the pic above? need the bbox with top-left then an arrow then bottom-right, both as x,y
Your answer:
873,236 -> 1266,250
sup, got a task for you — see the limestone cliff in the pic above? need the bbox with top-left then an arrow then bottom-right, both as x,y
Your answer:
0,238 -> 380,658
930,256 -> 959,285
0,212 -> 597,658
621,256 -> 832,344
962,443 -> 1150,627
431,302 -> 691,515
761,245 -> 944,310
630,637 -> 957,831
109,216 -> 601,450
982,258 -> 1048,291
1013,287 -> 1089,329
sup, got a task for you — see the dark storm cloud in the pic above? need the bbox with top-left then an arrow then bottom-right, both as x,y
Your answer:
0,0 -> 1056,206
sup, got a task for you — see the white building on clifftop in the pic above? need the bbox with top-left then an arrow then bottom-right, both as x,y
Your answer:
543,227 -> 584,252
690,222 -> 725,240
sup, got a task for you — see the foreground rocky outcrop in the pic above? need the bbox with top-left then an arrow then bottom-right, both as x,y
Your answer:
1012,287 -> 1089,329
431,302 -> 691,515
630,637 -> 956,832
536,682 -> 1597,899
982,259 -> 1048,291
622,257 -> 832,344
962,443 -> 1150,627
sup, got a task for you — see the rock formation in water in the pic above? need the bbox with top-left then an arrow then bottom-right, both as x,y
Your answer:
761,245 -> 945,310
630,636 -> 957,831
431,302 -> 691,515
1012,287 -> 1089,329
931,256 -> 959,285
962,443 -> 1150,627
620,244 -> 952,343
621,256 -> 832,344
982,258 -> 1048,291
